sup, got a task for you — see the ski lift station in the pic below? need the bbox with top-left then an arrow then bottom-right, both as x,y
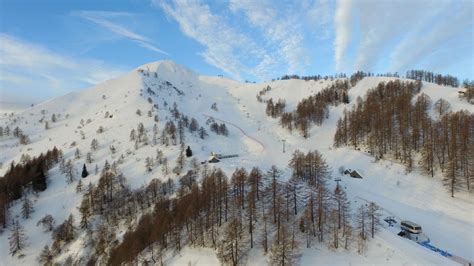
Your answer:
202,152 -> 239,164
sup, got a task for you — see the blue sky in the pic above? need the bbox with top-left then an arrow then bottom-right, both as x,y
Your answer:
0,0 -> 473,103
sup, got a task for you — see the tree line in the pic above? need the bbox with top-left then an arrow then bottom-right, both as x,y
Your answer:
0,126 -> 30,145
265,98 -> 287,118
107,150 -> 382,265
278,80 -> 350,138
0,148 -> 61,230
334,80 -> 473,197
273,70 -> 462,88
406,70 -> 459,87
210,122 -> 229,136
460,80 -> 474,103
37,152 -> 178,264
278,73 -> 347,81
35,75 -> 231,264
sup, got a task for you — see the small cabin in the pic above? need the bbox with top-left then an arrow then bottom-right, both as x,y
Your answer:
350,170 -> 363,179
208,156 -> 220,163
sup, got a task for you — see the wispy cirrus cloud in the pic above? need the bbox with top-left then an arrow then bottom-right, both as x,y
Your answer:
155,0 -> 317,80
0,33 -> 125,102
334,0 -> 473,74
155,0 -> 267,80
353,0 -> 440,72
73,10 -> 169,55
229,0 -> 308,75
304,0 -> 333,40
389,1 -> 473,73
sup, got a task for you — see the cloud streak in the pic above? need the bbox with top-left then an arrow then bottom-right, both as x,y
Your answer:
334,0 -> 473,74
334,0 -> 353,71
74,11 -> 169,55
389,1 -> 473,72
353,0 -> 440,71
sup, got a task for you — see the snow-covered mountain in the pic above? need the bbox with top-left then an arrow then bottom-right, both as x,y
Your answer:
0,60 -> 472,265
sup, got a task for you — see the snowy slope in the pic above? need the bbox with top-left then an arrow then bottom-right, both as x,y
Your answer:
0,102 -> 32,115
0,61 -> 472,265
230,75 -> 474,260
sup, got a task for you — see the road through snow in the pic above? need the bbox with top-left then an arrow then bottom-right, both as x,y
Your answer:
355,195 -> 473,265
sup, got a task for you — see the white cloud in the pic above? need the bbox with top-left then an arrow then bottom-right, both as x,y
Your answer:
155,0 -> 314,80
155,0 -> 268,80
0,34 -> 125,102
74,10 -> 169,55
229,0 -> 308,74
334,0 -> 353,71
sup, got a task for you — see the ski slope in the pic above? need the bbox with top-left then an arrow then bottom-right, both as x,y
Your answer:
0,60 -> 472,265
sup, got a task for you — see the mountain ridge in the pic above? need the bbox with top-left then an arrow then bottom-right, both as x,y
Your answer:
0,60 -> 472,265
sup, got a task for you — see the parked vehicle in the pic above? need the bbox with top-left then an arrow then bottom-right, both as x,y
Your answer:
401,220 -> 422,234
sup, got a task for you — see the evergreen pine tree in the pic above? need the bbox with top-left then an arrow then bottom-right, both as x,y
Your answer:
38,245 -> 53,265
76,180 -> 83,193
21,198 -> 33,219
32,164 -> 47,192
9,220 -> 27,256
186,146 -> 193,157
81,164 -> 89,178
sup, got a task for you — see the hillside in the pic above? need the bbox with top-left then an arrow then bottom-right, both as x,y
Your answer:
0,60 -> 472,265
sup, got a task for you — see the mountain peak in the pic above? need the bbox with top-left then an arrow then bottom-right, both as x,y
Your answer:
137,60 -> 196,77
